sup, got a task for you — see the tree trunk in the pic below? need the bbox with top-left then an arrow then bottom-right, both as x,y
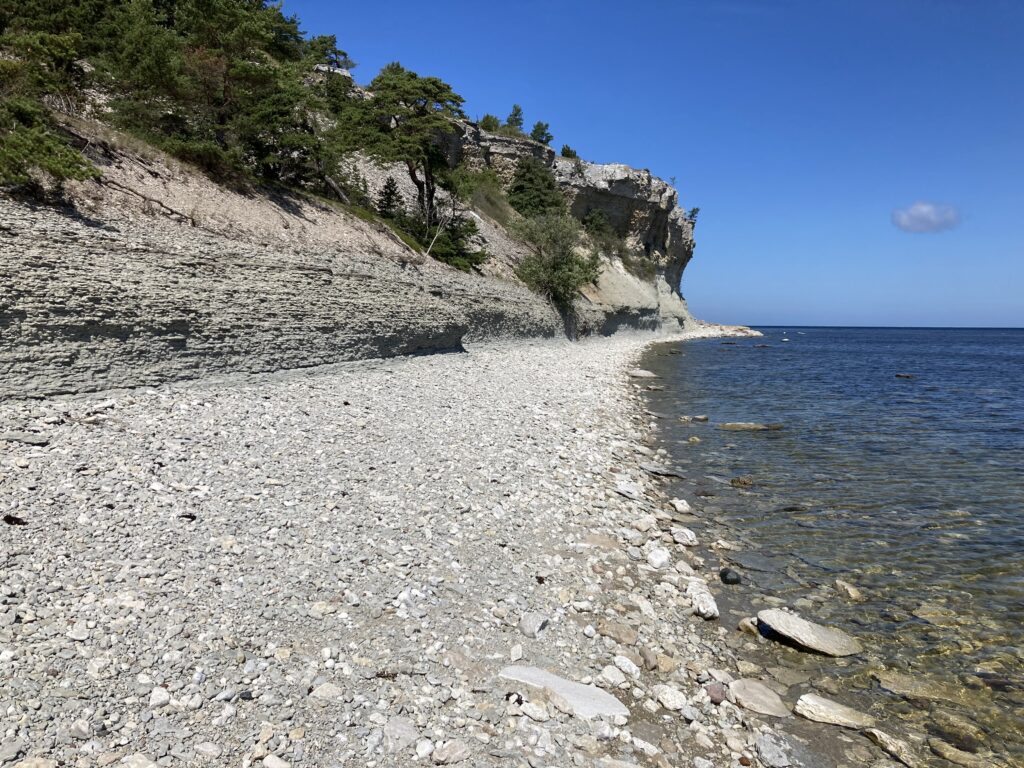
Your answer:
407,161 -> 426,218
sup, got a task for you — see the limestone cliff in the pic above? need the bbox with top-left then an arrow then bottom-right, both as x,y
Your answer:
0,119 -> 707,400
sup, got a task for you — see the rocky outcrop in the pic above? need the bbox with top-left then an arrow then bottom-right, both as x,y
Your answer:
0,198 -> 560,400
451,123 -> 698,330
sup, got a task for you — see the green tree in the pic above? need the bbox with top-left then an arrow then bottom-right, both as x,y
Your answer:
376,175 -> 402,218
687,206 -> 700,226
529,121 -> 552,145
507,156 -> 565,218
514,214 -> 600,309
340,62 -> 464,222
560,144 -> 578,159
505,103 -> 524,131
479,113 -> 500,132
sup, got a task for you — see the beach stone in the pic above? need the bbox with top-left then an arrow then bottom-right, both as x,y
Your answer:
719,422 -> 783,431
13,759 -> 58,768
518,612 -> 549,638
755,733 -> 792,767
706,682 -> 727,705
0,742 -> 25,763
685,579 -> 720,620
628,369 -> 658,378
262,756 -> 290,768
652,684 -> 689,711
383,716 -> 419,753
0,431 -> 49,446
730,679 -> 791,717
720,567 -> 742,585
671,526 -> 698,546
148,686 -> 170,708
597,620 -> 638,646
794,693 -> 875,728
499,665 -> 629,719
310,682 -> 345,701
432,739 -> 472,764
598,664 -> 627,687
646,547 -> 671,569
122,756 -> 159,768
865,729 -> 921,768
757,608 -> 862,656
670,498 -> 692,513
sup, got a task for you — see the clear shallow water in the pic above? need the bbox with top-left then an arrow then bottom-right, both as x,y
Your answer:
640,327 -> 1024,759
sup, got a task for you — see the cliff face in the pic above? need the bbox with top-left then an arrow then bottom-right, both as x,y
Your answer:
0,120 -> 704,400
451,124 -> 697,333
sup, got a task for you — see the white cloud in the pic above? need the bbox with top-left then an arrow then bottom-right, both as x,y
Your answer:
891,201 -> 961,233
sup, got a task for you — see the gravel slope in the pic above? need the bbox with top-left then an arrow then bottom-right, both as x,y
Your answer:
1,332 -> 818,768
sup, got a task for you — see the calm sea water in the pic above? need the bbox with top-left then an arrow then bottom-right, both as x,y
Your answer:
639,327 -> 1024,759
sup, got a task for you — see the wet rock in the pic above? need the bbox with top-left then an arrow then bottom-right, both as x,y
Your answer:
499,665 -> 629,719
719,422 -> 783,431
835,578 -> 864,601
864,729 -> 921,768
757,608 -> 862,656
872,671 -> 960,703
719,568 -> 742,585
928,708 -> 987,753
730,679 -> 791,717
928,739 -> 996,768
629,369 -> 658,378
671,526 -> 698,546
730,475 -> 754,488
794,693 -> 875,728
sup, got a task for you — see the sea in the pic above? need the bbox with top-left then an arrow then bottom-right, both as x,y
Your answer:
637,327 -> 1024,762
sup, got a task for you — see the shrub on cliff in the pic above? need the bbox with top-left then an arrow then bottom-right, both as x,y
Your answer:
507,157 -> 565,218
560,144 -> 578,159
479,114 -> 500,132
448,166 -> 513,225
514,214 -> 600,309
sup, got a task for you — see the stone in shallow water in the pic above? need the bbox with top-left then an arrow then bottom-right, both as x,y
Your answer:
864,729 -> 921,768
794,693 -> 875,728
628,369 -> 658,378
719,422 -> 783,431
928,738 -> 997,768
872,671 -> 960,703
757,608 -> 862,656
730,679 -> 791,717
499,665 -> 629,720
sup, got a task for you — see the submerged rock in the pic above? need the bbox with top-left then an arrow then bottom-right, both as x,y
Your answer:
719,422 -> 784,431
794,693 -> 875,728
628,369 -> 658,379
864,729 -> 921,768
757,608 -> 863,656
499,666 -> 629,720
928,739 -> 997,768
873,670 -> 961,703
719,567 -> 742,585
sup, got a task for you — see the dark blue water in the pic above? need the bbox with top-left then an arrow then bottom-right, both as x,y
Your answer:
640,327 -> 1024,756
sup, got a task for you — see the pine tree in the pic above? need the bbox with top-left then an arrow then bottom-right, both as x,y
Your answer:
505,104 -> 524,132
530,121 -> 552,145
479,114 -> 500,132
377,176 -> 402,218
507,157 -> 565,218
560,144 -> 578,159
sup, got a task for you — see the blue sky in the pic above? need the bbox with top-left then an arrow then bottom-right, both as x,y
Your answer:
284,0 -> 1023,327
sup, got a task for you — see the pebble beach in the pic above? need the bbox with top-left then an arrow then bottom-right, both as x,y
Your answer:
1,329 -> 920,768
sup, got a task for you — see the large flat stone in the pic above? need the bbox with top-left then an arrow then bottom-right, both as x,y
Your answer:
873,670 -> 961,703
729,679 -> 791,717
757,608 -> 862,656
794,693 -> 875,728
499,665 -> 629,720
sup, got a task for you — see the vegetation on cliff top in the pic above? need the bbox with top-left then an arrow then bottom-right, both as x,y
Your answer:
0,0 -> 667,292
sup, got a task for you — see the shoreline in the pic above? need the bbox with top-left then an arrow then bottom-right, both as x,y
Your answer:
0,326 -> 853,768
